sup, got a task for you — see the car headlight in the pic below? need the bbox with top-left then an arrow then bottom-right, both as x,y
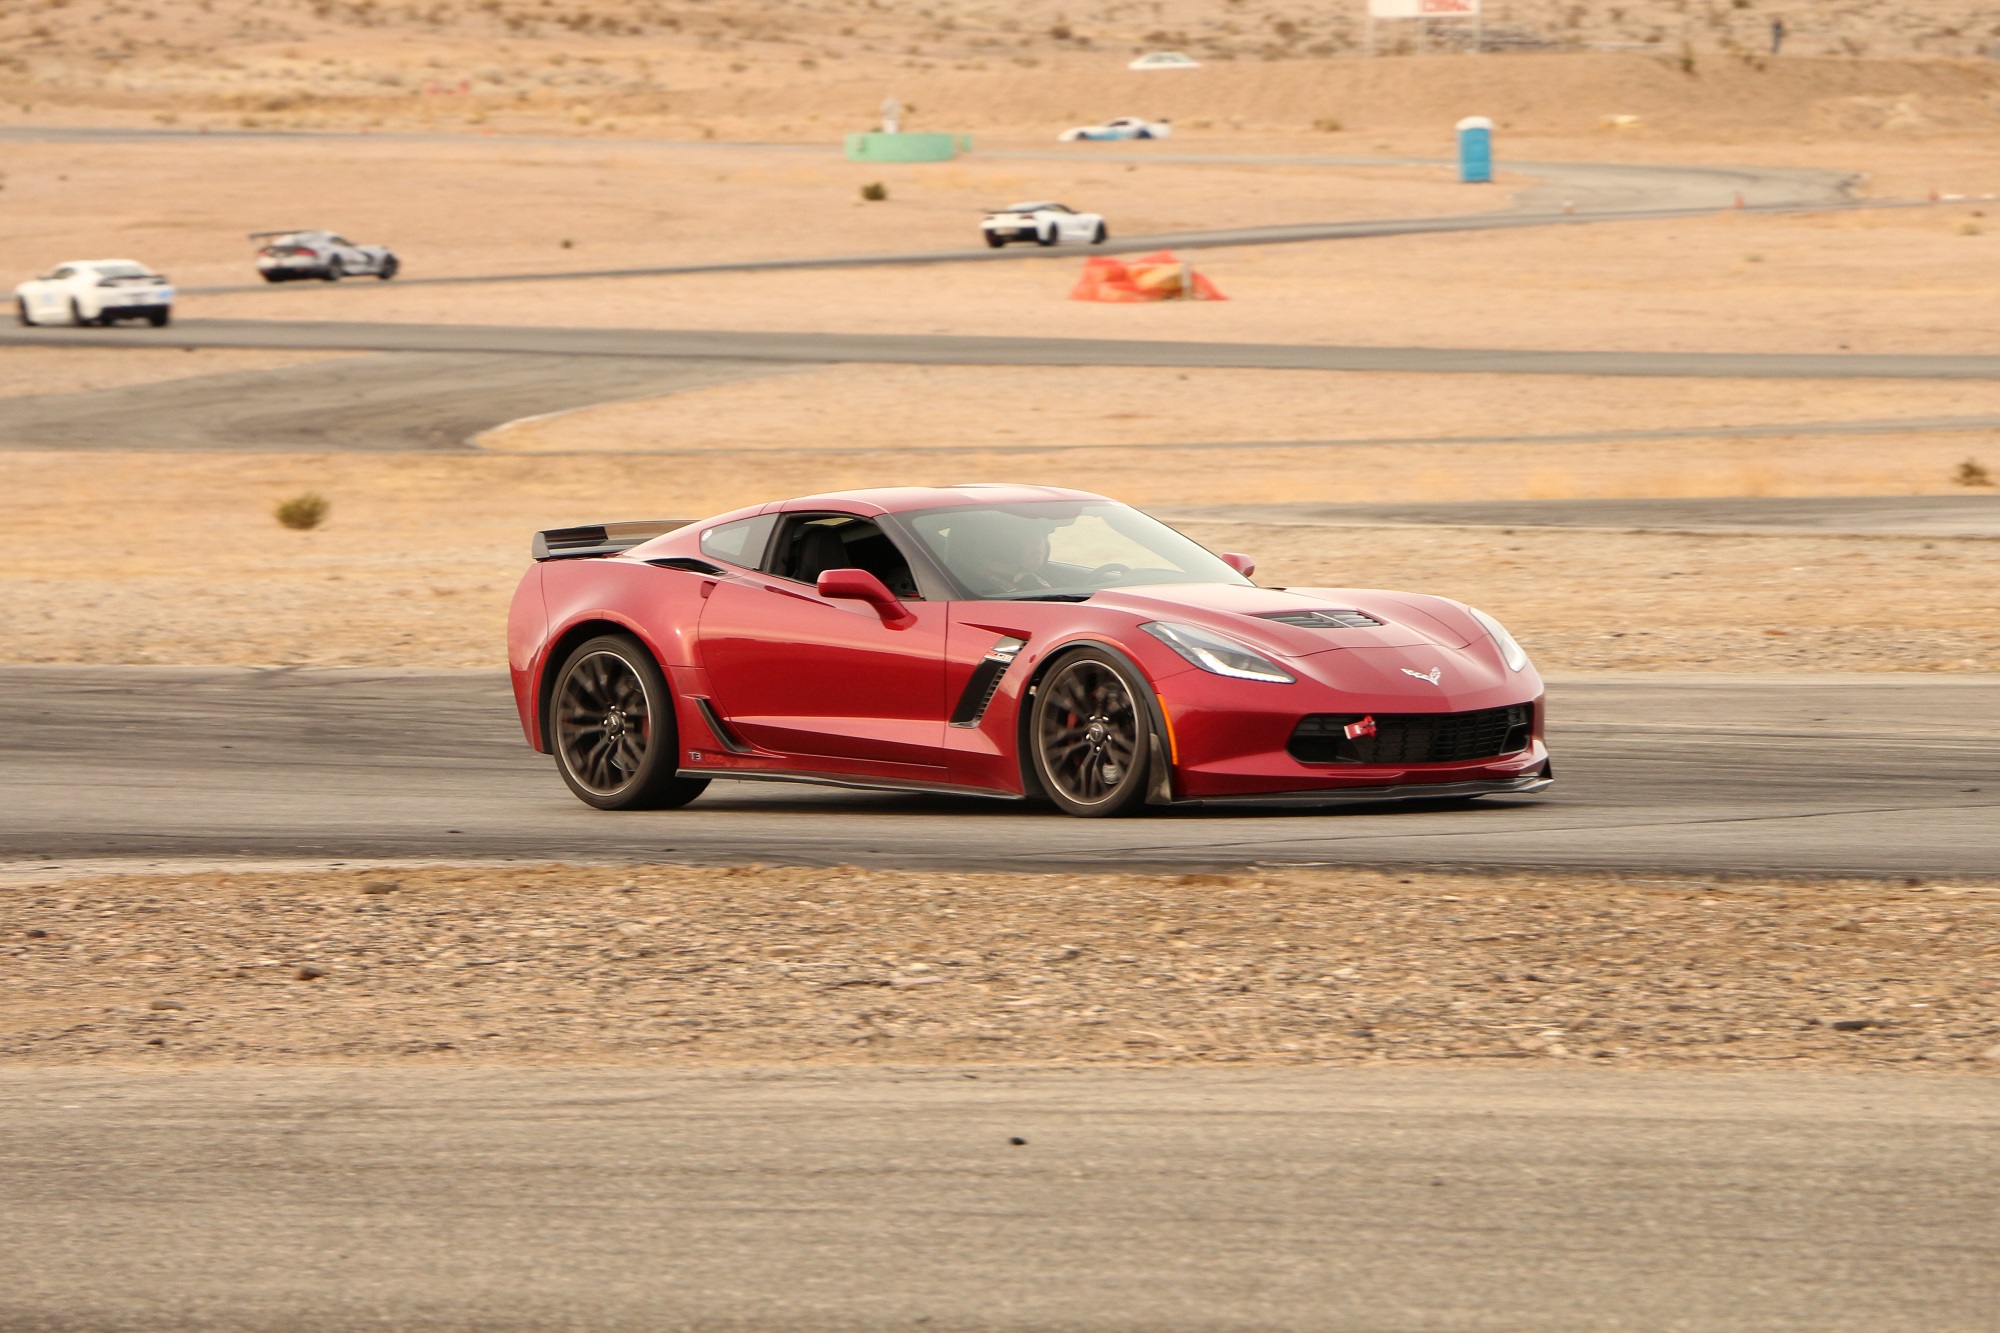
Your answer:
1468,606 -> 1530,672
1141,622 -> 1295,683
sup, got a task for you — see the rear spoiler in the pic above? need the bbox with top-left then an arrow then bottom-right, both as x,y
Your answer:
247,230 -> 312,239
532,519 -> 695,561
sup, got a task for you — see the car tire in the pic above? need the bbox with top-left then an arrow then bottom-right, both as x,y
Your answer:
1029,646 -> 1154,818
69,298 -> 96,327
15,298 -> 34,327
985,234 -> 1005,249
549,633 -> 710,811
1036,227 -> 1058,247
147,307 -> 171,328
262,273 -> 286,283
377,255 -> 399,280
1092,222 -> 1108,244
324,258 -> 343,282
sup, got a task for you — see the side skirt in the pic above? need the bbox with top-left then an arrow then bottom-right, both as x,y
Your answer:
677,767 -> 1024,802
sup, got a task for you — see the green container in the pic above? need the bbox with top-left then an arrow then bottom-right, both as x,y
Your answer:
843,131 -> 970,163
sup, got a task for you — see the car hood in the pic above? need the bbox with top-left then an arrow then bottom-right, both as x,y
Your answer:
1091,584 -> 1476,658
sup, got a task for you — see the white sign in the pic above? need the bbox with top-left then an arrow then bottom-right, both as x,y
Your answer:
1368,0 -> 1479,16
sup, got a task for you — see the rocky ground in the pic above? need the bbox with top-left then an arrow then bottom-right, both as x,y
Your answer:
5,863 -> 1997,1071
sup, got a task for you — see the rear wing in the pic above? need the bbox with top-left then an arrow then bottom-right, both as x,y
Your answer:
247,230 -> 315,239
532,519 -> 695,561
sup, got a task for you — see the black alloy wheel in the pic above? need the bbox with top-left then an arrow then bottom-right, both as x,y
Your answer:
985,233 -> 1006,249
378,255 -> 399,280
147,307 -> 171,328
1036,228 -> 1058,247
1092,222 -> 1108,244
1030,648 -> 1152,817
324,257 -> 343,282
550,634 -> 709,811
15,298 -> 33,327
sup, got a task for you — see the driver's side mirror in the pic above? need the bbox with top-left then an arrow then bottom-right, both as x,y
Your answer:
817,568 -> 915,627
1221,552 -> 1256,578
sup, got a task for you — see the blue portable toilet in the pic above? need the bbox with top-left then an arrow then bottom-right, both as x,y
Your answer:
1456,115 -> 1494,184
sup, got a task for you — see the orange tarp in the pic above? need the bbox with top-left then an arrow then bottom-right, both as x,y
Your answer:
1069,250 -> 1227,302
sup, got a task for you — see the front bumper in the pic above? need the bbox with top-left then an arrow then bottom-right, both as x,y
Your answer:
1171,769 -> 1552,808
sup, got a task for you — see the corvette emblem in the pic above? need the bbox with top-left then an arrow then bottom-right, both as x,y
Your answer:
1402,667 -> 1443,685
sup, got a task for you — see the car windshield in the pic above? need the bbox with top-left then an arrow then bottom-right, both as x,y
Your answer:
903,500 -> 1250,600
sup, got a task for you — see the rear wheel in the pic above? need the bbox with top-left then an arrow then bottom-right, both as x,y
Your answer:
146,307 -> 171,328
1036,227 -> 1058,247
550,634 -> 709,811
985,233 -> 1005,249
1092,222 -> 1108,244
324,257 -> 343,282
1030,648 -> 1153,817
69,298 -> 95,327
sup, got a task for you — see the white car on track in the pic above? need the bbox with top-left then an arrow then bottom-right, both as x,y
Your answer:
14,259 -> 174,327
1127,51 -> 1201,70
250,229 -> 400,282
1059,116 -> 1173,142
981,201 -> 1109,248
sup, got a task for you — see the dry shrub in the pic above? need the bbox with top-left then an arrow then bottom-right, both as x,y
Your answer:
860,181 -> 888,201
274,492 -> 330,530
1953,458 -> 1993,487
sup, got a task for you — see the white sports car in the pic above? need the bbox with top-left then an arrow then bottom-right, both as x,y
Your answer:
1127,51 -> 1201,70
15,259 -> 174,327
1059,116 -> 1173,142
981,201 -> 1109,248
250,229 -> 400,282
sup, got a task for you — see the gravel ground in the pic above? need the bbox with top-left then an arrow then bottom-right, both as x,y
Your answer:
4,864 -> 1997,1071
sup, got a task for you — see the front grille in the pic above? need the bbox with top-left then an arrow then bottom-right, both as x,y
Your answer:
1288,704 -> 1532,765
1260,610 -> 1384,629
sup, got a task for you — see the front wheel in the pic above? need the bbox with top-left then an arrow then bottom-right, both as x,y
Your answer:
1029,648 -> 1153,817
1092,222 -> 1108,244
15,298 -> 33,327
69,298 -> 95,327
550,634 -> 709,811
1036,227 -> 1058,247
324,258 -> 343,282
377,255 -> 399,280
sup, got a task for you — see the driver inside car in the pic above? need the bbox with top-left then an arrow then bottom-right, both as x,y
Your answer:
947,512 -> 1056,596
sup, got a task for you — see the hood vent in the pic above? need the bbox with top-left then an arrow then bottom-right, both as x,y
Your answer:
1260,609 -> 1385,629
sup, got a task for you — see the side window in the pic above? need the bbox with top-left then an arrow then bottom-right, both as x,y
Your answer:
50,267 -> 74,281
698,513 -> 776,569
769,514 -> 920,599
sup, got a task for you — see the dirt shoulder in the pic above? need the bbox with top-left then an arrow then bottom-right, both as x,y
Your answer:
4,863 -> 1995,1071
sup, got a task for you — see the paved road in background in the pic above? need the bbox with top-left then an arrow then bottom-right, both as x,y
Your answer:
3,667 -> 1994,877
1167,494 -> 2000,538
1,1064 -> 1992,1333
0,126 -> 1864,288
13,318 -> 2000,379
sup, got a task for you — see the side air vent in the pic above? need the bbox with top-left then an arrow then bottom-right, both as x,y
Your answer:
532,519 -> 695,562
949,636 -> 1027,728
1260,609 -> 1385,629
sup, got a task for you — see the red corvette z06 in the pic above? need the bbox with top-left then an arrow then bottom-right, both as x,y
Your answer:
507,485 -> 1551,816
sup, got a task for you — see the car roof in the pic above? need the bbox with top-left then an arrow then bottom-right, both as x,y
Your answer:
54,259 -> 147,269
1003,201 -> 1059,211
776,484 -> 1109,516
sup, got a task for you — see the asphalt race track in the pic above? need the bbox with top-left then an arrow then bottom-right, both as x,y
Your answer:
15,317 -> 2000,380
3,1064 -> 1993,1333
1168,494 -> 2000,538
2,666 -> 1993,877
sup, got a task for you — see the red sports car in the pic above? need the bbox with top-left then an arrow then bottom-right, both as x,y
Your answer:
506,485 -> 1551,816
